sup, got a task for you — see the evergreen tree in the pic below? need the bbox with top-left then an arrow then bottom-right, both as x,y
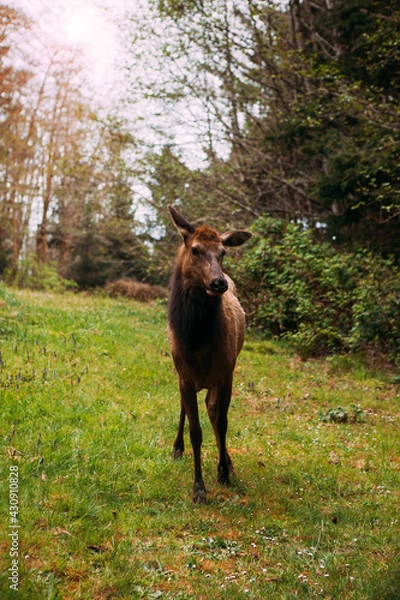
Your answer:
127,0 -> 400,255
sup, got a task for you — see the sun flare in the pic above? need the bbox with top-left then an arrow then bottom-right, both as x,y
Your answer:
64,6 -> 95,45
60,3 -> 117,80
64,5 -> 106,47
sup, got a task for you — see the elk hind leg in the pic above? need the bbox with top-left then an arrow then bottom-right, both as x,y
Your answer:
206,383 -> 233,486
173,404 -> 185,458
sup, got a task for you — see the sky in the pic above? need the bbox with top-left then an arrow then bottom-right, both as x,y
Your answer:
6,0 -> 235,178
7,0 -> 125,95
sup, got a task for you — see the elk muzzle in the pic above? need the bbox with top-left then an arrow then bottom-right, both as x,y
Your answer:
207,276 -> 228,296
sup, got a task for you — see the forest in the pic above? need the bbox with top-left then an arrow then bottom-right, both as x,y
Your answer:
0,0 -> 399,365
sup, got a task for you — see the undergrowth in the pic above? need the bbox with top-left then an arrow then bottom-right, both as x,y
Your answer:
233,217 -> 400,367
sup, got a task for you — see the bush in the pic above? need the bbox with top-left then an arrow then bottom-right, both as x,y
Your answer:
105,279 -> 168,302
234,217 -> 400,366
5,254 -> 77,292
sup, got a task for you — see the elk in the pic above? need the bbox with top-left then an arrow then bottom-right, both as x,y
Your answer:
167,205 -> 252,503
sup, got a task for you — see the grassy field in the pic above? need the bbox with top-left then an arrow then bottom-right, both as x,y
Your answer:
0,286 -> 399,599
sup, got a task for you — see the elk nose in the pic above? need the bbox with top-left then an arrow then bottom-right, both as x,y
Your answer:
209,277 -> 228,294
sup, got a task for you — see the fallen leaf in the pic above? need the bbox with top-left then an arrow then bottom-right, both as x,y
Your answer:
5,447 -> 22,460
329,451 -> 341,465
54,528 -> 72,537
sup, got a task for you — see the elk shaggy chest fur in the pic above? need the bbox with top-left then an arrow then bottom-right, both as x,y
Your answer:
167,205 -> 252,503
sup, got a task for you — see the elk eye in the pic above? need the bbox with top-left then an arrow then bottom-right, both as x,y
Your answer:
191,247 -> 200,256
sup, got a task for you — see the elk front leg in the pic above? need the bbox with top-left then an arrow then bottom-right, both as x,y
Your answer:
179,380 -> 206,503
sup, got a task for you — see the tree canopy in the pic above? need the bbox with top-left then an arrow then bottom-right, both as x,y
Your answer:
0,0 -> 399,292
0,3 -> 149,287
128,0 -> 399,255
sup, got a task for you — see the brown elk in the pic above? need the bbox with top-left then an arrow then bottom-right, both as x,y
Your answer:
167,205 -> 252,503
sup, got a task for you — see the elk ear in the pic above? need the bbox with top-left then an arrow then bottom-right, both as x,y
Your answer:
168,205 -> 196,240
221,230 -> 252,247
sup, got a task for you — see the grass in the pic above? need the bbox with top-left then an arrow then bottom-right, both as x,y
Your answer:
0,285 -> 399,599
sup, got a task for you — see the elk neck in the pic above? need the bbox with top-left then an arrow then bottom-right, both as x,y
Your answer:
168,269 -> 222,354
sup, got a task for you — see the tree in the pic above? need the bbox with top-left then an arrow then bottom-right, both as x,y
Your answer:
126,0 -> 400,256
272,0 -> 400,252
0,4 -> 148,288
35,53 -> 87,264
125,0 -> 312,224
0,4 -> 33,274
49,115 -> 149,288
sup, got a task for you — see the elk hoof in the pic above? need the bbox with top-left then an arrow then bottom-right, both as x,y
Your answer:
218,471 -> 231,486
193,482 -> 207,504
218,455 -> 234,485
172,446 -> 184,459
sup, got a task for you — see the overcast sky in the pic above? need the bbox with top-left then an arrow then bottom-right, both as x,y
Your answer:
7,0 -> 125,95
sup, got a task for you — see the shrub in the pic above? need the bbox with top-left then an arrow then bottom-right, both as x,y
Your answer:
319,405 -> 365,424
234,217 -> 400,366
5,254 -> 77,292
105,279 -> 168,302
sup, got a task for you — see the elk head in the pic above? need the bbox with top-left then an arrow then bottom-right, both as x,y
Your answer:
168,205 -> 252,296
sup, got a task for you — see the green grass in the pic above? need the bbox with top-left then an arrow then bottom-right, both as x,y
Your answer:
0,286 -> 399,599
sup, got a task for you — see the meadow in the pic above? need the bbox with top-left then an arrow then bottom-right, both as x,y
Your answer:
0,286 -> 399,599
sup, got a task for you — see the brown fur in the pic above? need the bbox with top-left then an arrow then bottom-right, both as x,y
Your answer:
167,205 -> 252,503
